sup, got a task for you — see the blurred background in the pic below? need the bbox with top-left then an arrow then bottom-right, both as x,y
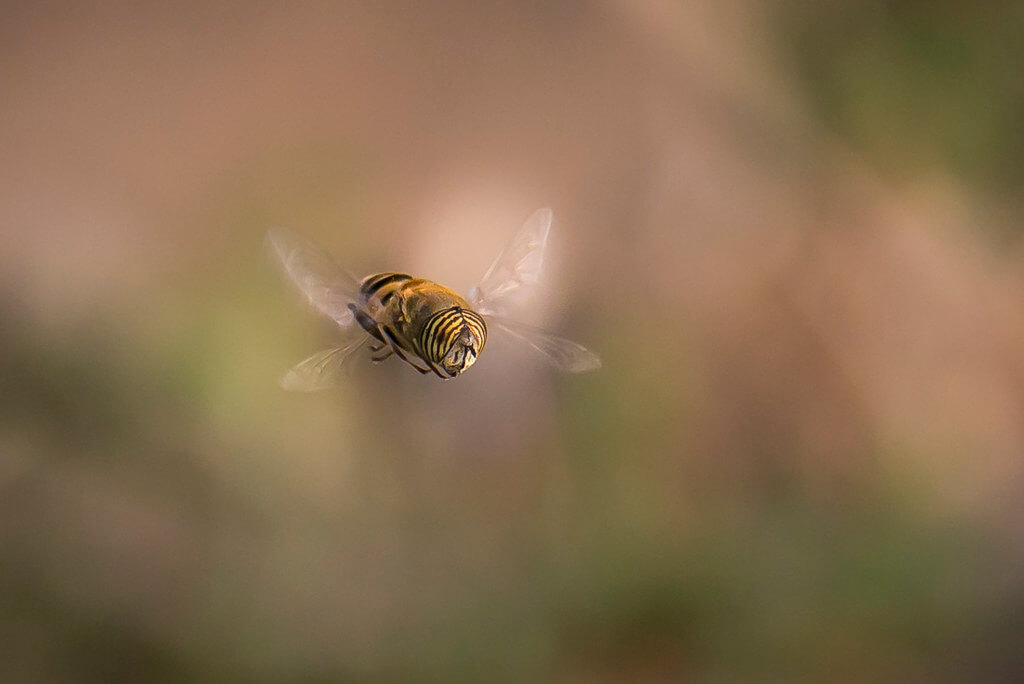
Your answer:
3,1 -> 1024,681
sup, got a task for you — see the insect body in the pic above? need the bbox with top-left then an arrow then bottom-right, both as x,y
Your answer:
352,273 -> 487,378
267,208 -> 600,390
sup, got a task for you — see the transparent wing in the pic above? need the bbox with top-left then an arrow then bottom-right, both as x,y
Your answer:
490,315 -> 601,373
280,338 -> 368,392
469,208 -> 553,316
266,227 -> 360,328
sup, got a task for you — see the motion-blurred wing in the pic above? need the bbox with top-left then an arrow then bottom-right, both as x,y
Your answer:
490,315 -> 601,373
266,227 -> 360,328
280,339 -> 367,392
469,208 -> 552,316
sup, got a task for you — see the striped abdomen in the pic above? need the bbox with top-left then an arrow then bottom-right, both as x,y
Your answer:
419,306 -> 487,377
353,272 -> 487,378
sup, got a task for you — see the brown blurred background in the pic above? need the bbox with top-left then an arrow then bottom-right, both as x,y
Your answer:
3,1 -> 1024,681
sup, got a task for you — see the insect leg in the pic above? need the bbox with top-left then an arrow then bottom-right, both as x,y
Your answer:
378,325 -> 432,374
423,358 -> 448,379
350,304 -> 385,343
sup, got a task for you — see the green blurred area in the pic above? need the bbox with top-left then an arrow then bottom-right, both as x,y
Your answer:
782,2 -> 1024,193
3,2 -> 1024,682
4,293 -> 1017,682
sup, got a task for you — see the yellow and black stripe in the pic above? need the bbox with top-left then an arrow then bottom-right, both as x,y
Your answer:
419,307 -> 487,376
349,272 -> 412,349
350,271 -> 488,378
360,272 -> 412,306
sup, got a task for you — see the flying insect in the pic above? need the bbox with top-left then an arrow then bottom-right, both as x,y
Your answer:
267,208 -> 600,390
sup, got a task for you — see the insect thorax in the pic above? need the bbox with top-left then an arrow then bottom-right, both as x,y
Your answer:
354,275 -> 485,369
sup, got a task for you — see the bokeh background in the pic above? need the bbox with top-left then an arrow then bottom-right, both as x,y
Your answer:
3,2 -> 1024,681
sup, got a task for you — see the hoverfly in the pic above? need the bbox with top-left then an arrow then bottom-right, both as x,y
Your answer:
267,208 -> 600,390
